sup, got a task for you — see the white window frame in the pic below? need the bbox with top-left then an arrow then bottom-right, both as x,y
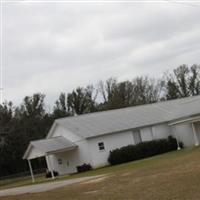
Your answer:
98,142 -> 105,151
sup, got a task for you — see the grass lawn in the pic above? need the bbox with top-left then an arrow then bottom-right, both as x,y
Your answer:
0,174 -> 58,190
1,147 -> 200,200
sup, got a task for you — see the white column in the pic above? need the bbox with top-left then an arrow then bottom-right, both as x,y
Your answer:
28,159 -> 35,183
192,122 -> 199,146
46,155 -> 55,180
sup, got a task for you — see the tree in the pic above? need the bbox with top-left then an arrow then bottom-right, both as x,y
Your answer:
67,85 -> 98,115
0,101 -> 13,126
189,65 -> 200,96
53,93 -> 71,119
132,77 -> 164,105
19,93 -> 46,119
165,65 -> 200,99
98,77 -> 164,110
98,78 -> 128,109
0,94 -> 53,177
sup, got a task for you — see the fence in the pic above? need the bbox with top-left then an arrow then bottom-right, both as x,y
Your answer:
0,168 -> 46,187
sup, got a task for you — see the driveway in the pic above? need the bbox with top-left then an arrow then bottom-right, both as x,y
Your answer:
0,175 -> 103,197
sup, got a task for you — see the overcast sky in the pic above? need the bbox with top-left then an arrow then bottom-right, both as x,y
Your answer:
2,0 -> 200,107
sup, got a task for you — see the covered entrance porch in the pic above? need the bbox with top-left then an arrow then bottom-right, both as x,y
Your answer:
23,136 -> 77,183
169,115 -> 200,147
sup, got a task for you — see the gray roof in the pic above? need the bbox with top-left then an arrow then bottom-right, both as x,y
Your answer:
23,136 -> 77,159
31,136 -> 77,153
55,95 -> 200,139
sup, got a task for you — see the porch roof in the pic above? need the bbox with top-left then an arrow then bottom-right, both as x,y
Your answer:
169,115 -> 200,126
23,136 -> 77,160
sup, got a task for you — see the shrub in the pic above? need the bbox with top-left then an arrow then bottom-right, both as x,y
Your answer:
108,136 -> 181,165
45,170 -> 59,178
76,163 -> 92,173
179,141 -> 184,149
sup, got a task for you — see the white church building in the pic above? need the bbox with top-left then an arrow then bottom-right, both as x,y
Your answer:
23,95 -> 200,182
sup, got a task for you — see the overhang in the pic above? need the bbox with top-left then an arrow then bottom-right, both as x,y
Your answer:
169,115 -> 200,126
23,136 -> 77,160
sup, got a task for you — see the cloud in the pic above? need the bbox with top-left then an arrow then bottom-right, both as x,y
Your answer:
3,1 -> 200,105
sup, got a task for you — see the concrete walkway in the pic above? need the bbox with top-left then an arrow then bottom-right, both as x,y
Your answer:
0,175 -> 103,197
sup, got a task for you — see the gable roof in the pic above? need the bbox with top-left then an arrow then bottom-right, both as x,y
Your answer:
23,136 -> 77,160
55,95 -> 200,139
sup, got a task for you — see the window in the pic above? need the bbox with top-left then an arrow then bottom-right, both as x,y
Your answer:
98,142 -> 105,151
58,158 -> 62,165
133,130 -> 142,144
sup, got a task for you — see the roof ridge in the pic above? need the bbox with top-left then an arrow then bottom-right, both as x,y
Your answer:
31,136 -> 63,143
56,95 -> 200,121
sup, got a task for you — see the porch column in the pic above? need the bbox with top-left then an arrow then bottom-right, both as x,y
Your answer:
192,122 -> 199,146
28,159 -> 35,183
46,155 -> 55,180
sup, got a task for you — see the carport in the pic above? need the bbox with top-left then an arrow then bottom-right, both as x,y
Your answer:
23,136 -> 77,183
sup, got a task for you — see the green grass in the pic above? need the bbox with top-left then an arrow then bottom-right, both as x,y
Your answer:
0,174 -> 52,190
0,147 -> 189,190
1,147 -> 200,200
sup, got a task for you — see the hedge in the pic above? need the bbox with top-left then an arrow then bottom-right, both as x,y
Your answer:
45,170 -> 59,178
108,136 -> 182,165
76,163 -> 92,173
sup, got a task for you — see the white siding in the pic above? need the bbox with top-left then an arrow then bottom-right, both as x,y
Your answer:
81,124 -> 176,168
47,149 -> 79,175
152,124 -> 172,139
47,125 -> 91,174
88,130 -> 134,168
46,122 -> 198,174
173,123 -> 194,147
140,127 -> 153,141
50,124 -> 82,142
48,140 -> 91,174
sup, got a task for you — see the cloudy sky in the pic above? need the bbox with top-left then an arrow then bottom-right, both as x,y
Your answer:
2,0 -> 200,106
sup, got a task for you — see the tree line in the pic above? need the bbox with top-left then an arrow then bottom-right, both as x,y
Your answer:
0,64 -> 200,177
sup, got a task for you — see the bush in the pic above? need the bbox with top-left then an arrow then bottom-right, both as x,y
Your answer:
179,141 -> 184,149
76,163 -> 92,173
45,170 -> 59,178
108,136 -> 181,165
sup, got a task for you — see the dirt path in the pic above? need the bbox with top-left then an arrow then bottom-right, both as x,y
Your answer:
0,175 -> 104,197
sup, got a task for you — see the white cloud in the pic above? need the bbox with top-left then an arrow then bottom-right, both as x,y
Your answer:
3,1 -> 200,105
